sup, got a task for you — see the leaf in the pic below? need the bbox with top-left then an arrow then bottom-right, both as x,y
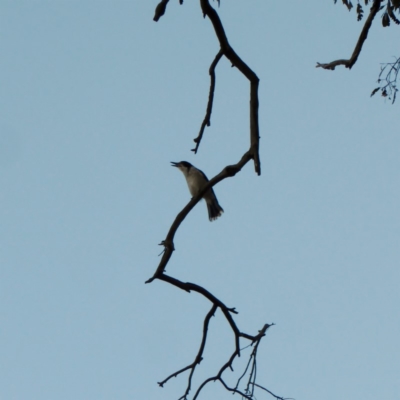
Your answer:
153,0 -> 168,22
392,0 -> 400,10
382,12 -> 390,26
357,3 -> 364,20
342,0 -> 353,10
370,87 -> 380,97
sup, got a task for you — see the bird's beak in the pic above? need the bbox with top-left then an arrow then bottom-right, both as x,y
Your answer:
171,162 -> 180,167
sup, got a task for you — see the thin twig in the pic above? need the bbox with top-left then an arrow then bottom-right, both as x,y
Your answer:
252,383 -> 294,400
192,49 -> 224,153
158,304 -> 217,397
372,56 -> 400,103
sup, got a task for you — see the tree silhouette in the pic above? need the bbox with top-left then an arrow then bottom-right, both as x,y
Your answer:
147,1 -> 398,399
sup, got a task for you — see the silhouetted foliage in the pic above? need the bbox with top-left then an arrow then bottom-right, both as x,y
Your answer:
328,0 -> 400,102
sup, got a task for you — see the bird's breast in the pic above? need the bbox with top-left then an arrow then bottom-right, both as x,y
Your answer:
186,173 -> 206,197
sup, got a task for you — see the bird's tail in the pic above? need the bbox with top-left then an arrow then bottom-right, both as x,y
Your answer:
206,197 -> 224,221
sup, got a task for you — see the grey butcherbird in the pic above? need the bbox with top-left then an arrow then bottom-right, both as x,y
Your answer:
171,161 -> 224,221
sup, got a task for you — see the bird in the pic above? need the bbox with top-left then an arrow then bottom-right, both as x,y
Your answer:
171,161 -> 224,221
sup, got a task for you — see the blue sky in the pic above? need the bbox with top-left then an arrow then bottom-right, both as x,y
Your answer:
0,1 -> 399,400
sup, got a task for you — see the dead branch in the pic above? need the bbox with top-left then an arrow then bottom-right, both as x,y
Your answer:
192,49 -> 223,153
151,273 -> 276,399
149,1 -> 281,399
200,0 -> 261,175
153,0 -> 261,172
155,274 -> 238,315
158,304 -> 217,394
191,323 -> 273,400
316,0 -> 382,70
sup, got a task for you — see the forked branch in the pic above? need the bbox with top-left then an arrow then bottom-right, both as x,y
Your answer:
158,304 -> 218,396
152,273 -> 275,400
148,1 -> 280,399
153,0 -> 261,173
191,323 -> 273,400
200,0 -> 261,175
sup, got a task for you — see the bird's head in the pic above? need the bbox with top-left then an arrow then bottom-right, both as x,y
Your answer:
171,161 -> 192,173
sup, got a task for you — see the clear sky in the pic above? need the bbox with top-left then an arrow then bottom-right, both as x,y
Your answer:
1,1 -> 399,400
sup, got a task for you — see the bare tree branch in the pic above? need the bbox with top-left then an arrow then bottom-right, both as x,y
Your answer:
149,2 -> 281,399
158,304 -> 217,394
200,0 -> 261,175
191,323 -> 273,400
152,273 -> 276,399
236,331 -> 261,396
192,50 -> 223,154
316,0 -> 382,70
155,274 -> 238,316
148,0 -> 262,281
